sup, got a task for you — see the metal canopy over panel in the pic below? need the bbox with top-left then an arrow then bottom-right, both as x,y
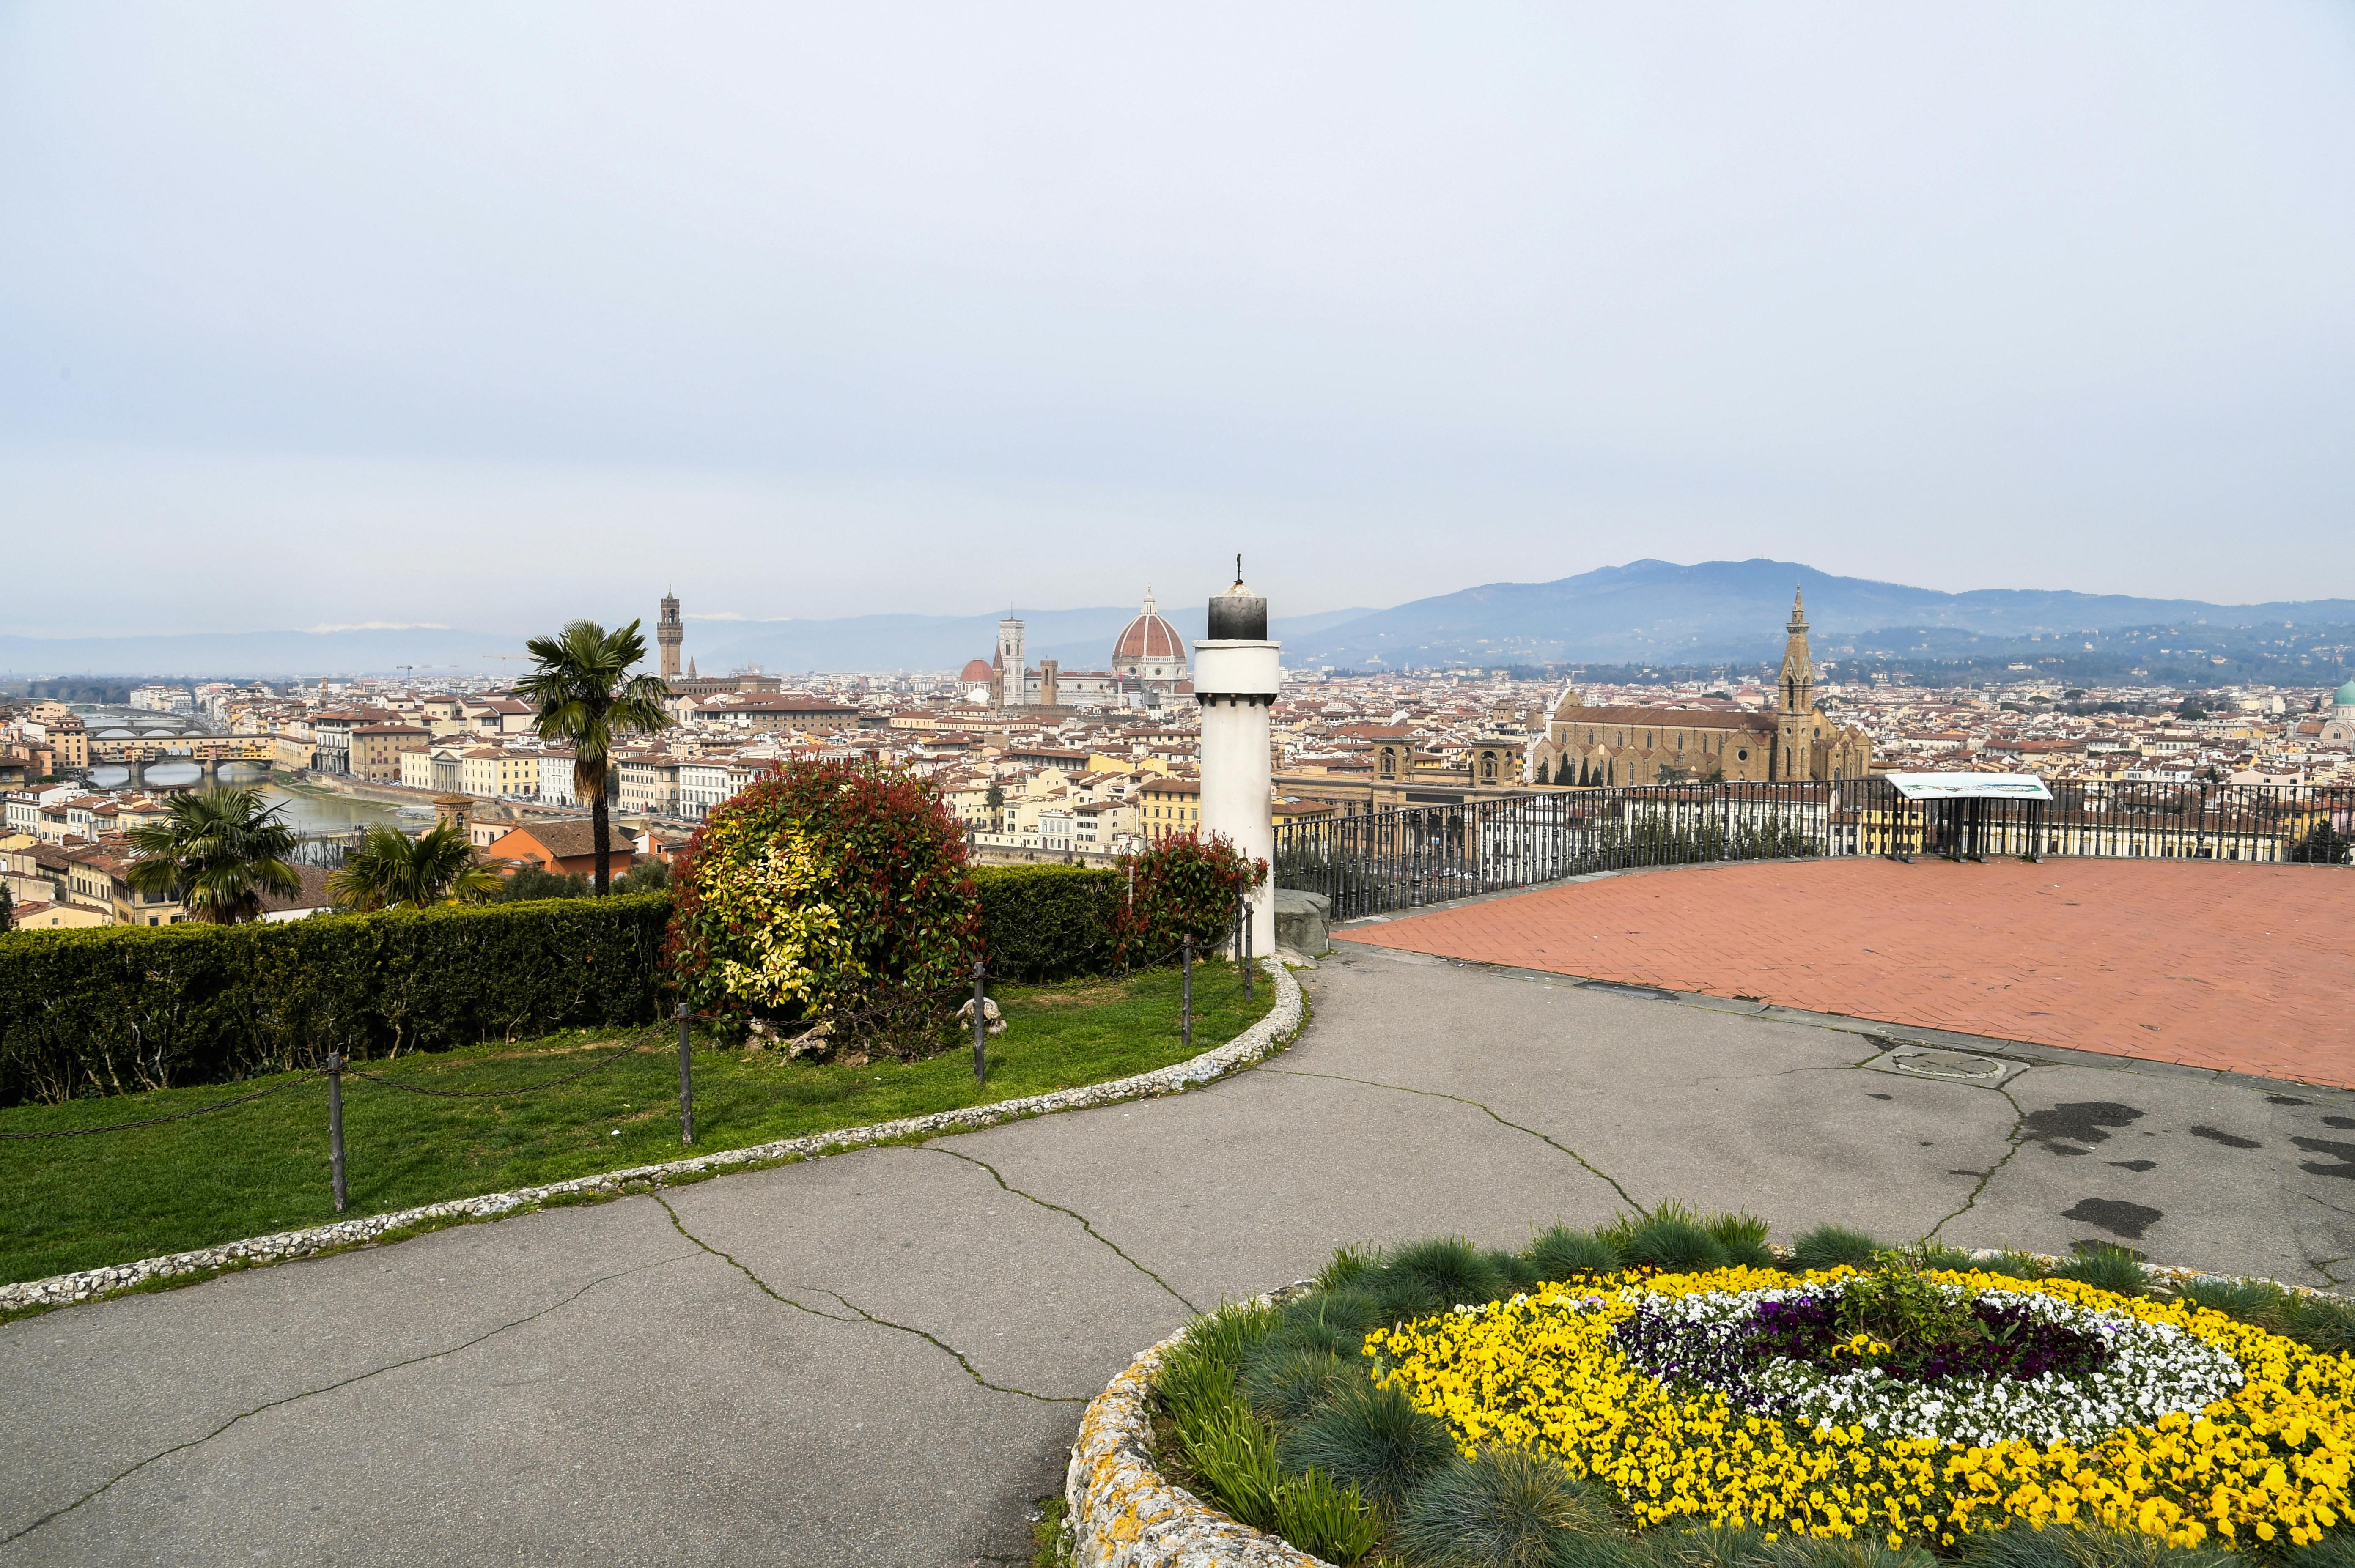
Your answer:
1884,772 -> 2056,803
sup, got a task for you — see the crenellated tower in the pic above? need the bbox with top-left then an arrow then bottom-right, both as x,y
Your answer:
658,589 -> 683,682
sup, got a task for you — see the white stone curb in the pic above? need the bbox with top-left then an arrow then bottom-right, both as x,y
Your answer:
1066,1283 -> 1328,1568
2,960 -> 1304,1315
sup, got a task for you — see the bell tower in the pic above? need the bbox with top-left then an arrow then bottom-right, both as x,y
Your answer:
658,589 -> 683,682
1775,587 -> 1816,780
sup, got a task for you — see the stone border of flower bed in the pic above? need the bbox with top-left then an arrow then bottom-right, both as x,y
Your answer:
1059,1246 -> 2341,1568
0,959 -> 1303,1316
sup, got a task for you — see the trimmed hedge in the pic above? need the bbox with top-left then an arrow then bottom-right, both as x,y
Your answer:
0,895 -> 669,1106
973,864 -> 1121,983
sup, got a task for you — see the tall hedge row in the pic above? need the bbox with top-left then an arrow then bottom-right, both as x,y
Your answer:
971,864 -> 1120,982
0,861 -> 1229,1105
0,895 -> 670,1107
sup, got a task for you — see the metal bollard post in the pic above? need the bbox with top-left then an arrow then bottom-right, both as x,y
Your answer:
327,1052 -> 347,1213
675,1001 -> 694,1146
972,960 -> 988,1086
1181,935 -> 1193,1050
1243,898 -> 1254,1002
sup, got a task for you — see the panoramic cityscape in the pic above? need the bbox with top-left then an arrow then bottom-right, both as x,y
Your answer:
3,6 -> 2352,1568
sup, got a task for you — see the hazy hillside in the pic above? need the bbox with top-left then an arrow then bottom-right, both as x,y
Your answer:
1284,559 -> 2355,668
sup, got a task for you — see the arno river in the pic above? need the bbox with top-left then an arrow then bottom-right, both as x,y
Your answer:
81,763 -> 428,834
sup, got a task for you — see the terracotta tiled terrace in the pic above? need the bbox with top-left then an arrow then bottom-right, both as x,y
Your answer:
1337,858 -> 2355,1087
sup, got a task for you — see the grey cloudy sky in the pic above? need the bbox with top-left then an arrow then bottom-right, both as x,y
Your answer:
3,3 -> 2350,638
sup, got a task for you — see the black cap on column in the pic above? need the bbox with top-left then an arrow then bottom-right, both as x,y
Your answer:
1207,554 -> 1268,641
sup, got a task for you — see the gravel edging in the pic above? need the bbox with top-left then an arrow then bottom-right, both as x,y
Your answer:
1061,1246 -> 2332,1568
2,959 -> 1304,1316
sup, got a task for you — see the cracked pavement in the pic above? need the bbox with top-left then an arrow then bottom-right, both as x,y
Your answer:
8,949 -> 2355,1565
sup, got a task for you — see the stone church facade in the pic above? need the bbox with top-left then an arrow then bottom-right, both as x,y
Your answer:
1538,591 -> 1872,787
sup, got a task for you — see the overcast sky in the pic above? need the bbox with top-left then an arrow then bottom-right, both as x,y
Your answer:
3,3 -> 2350,638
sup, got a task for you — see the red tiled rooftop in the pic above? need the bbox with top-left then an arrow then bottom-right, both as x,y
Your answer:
1337,858 -> 2355,1087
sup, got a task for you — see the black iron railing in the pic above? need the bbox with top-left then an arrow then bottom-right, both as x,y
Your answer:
1272,780 -> 2355,921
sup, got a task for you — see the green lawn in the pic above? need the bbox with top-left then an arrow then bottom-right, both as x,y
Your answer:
0,963 -> 1272,1285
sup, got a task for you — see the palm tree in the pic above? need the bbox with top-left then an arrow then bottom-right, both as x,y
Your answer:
327,821 -> 505,911
514,618 -> 671,893
123,786 -> 303,924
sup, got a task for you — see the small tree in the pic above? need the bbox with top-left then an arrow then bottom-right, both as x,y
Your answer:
328,822 -> 505,910
515,619 -> 671,894
501,865 -> 591,901
985,778 -> 1006,831
0,881 -> 12,933
1533,757 -> 1550,786
123,786 -> 302,924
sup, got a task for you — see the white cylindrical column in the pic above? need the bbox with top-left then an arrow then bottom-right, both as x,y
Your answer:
1194,573 -> 1281,959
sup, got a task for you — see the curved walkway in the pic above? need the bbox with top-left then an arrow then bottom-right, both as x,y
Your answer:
9,950 -> 2355,1565
1339,858 -> 2355,1087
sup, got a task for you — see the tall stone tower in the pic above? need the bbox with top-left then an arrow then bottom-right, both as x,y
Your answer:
1195,562 -> 1280,959
995,617 -> 1026,711
1774,587 -> 1816,781
657,589 -> 683,682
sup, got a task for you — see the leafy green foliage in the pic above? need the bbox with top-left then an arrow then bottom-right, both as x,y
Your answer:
1241,1345 -> 1352,1426
501,865 -> 591,901
1178,1394 -> 1286,1530
971,865 -> 1120,981
666,759 -> 980,1041
328,821 -> 504,911
1394,1445 -> 1611,1568
513,617 -> 671,894
122,785 -> 303,924
1791,1225 -> 1883,1272
1111,832 -> 1266,965
0,894 -> 669,1105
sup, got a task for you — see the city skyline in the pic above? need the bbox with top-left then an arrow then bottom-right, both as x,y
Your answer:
5,4 -> 2352,639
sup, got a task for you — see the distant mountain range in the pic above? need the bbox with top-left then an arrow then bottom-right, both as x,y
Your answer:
5,559 -> 2350,680
1279,559 -> 2355,669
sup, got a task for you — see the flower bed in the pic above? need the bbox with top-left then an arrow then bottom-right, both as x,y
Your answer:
1079,1214 -> 2355,1568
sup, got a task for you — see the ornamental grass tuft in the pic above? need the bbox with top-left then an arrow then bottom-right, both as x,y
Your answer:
1958,1524 -> 2234,1568
1790,1224 -> 1882,1271
1321,1245 -> 1381,1290
2177,1278 -> 2355,1356
1394,1445 -> 1614,1568
1619,1217 -> 1731,1272
1271,1466 -> 1384,1565
1240,1345 -> 1352,1427
1278,1379 -> 1459,1513
2050,1243 -> 2150,1298
1177,1395 -> 1283,1531
1528,1225 -> 1622,1280
1370,1238 -> 1516,1321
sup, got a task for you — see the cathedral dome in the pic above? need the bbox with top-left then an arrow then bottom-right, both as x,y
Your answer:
1112,589 -> 1186,665
2336,678 -> 2355,707
958,658 -> 995,683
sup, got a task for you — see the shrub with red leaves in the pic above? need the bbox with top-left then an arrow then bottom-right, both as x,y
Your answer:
1110,832 -> 1266,968
664,759 -> 980,1038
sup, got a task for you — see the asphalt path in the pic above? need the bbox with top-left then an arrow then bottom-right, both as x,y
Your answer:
8,948 -> 2354,1566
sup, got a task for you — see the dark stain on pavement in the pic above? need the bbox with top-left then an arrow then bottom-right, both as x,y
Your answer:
2107,1160 -> 2158,1172
1866,1093 -> 1893,1101
2062,1198 -> 2163,1239
2328,1117 -> 2355,1131
2190,1126 -> 2262,1150
2293,1138 -> 2355,1180
2023,1102 -> 2143,1155
2270,1095 -> 2312,1106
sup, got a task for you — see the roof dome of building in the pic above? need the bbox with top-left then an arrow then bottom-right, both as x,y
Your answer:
2336,678 -> 2355,707
958,658 -> 995,684
1112,588 -> 1186,664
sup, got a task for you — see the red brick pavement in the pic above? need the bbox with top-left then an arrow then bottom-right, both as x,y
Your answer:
1336,859 -> 2355,1087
